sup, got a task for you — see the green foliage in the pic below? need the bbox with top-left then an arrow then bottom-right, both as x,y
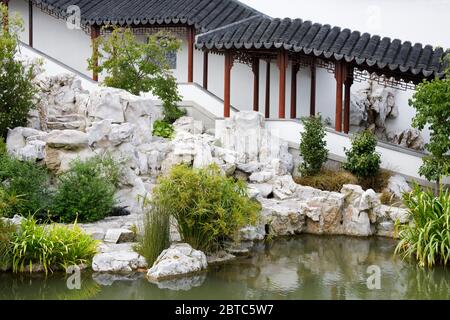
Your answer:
0,5 -> 40,137
343,130 -> 381,178
134,196 -> 170,266
295,169 -> 358,192
51,155 -> 120,223
409,57 -> 450,183
0,154 -> 52,218
0,137 -> 6,155
0,217 -> 15,269
152,164 -> 261,253
152,120 -> 175,139
299,115 -> 328,176
88,26 -> 185,123
395,185 -> 450,268
11,217 -> 98,274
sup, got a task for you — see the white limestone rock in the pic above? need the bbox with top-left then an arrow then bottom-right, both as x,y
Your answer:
46,130 -> 88,150
392,128 -> 425,151
387,175 -> 411,199
88,88 -> 126,123
239,225 -> 265,241
146,243 -> 208,281
249,183 -> 273,198
271,175 -> 298,200
104,228 -> 136,244
260,198 -> 306,236
92,251 -> 147,273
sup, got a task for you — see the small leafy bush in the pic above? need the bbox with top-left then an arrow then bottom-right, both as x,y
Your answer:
135,196 -> 170,266
343,130 -> 381,178
152,164 -> 261,253
52,155 -> 120,223
152,120 -> 175,139
395,185 -> 450,268
0,154 -> 52,217
89,27 -> 186,123
299,115 -> 328,176
0,217 -> 15,269
0,5 -> 40,137
11,217 -> 98,274
295,169 -> 358,192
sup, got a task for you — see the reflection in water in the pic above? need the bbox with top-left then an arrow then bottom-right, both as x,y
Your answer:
0,235 -> 449,300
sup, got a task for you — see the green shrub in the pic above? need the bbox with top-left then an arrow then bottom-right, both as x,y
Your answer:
88,27 -> 185,123
295,169 -> 358,192
343,130 -> 381,178
11,217 -> 98,274
0,137 -> 6,156
0,217 -> 15,269
152,164 -> 261,253
135,197 -> 170,266
52,155 -> 120,223
0,154 -> 52,217
152,120 -> 175,139
358,169 -> 392,193
395,185 -> 450,268
0,5 -> 40,137
299,115 -> 328,176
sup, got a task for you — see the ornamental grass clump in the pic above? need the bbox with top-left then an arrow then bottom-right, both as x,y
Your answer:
395,185 -> 450,268
11,217 -> 98,274
151,164 -> 261,253
135,200 -> 170,266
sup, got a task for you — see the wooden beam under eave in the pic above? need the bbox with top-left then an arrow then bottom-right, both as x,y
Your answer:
265,60 -> 271,118
335,61 -> 344,132
278,51 -> 288,119
252,58 -> 260,112
344,64 -> 353,134
224,52 -> 233,118
310,59 -> 316,116
187,27 -> 195,83
91,25 -> 100,82
202,51 -> 208,89
290,63 -> 299,119
28,0 -> 33,47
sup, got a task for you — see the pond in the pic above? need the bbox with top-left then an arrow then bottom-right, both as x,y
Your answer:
1,235 -> 449,300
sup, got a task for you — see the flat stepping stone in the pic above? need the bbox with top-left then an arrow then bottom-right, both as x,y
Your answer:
104,228 -> 135,244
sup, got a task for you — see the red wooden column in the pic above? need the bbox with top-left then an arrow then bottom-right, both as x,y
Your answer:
28,0 -> 33,47
187,27 -> 195,83
224,52 -> 233,118
277,51 -> 288,119
202,51 -> 208,89
343,64 -> 353,134
334,60 -> 344,132
90,25 -> 101,82
290,63 -> 299,119
310,58 -> 316,116
265,60 -> 271,118
252,58 -> 260,112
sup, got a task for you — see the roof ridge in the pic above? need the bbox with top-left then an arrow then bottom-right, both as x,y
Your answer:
196,15 -> 267,39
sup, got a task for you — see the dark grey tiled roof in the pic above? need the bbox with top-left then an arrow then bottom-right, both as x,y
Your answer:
32,0 -> 264,32
196,17 -> 448,78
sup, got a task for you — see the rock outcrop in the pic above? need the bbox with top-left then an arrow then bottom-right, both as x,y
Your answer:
147,243 -> 208,281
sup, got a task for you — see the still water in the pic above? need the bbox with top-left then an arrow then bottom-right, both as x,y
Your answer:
1,235 -> 449,300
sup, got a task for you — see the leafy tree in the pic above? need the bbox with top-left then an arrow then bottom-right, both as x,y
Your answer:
0,5 -> 39,137
299,115 -> 328,176
88,27 -> 185,123
409,54 -> 450,187
343,130 -> 381,178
